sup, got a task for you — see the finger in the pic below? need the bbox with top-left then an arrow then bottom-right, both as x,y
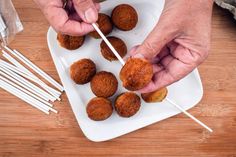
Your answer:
69,13 -> 81,21
167,41 -> 178,53
66,1 -> 100,11
157,46 -> 169,60
153,57 -> 196,91
61,20 -> 94,36
140,47 -> 202,93
153,59 -> 194,90
153,44 -> 208,89
138,81 -> 156,93
124,45 -> 140,61
160,55 -> 174,67
68,3 -> 100,21
135,22 -> 176,60
129,45 -> 165,64
149,46 -> 169,64
130,46 -> 149,59
72,0 -> 98,23
129,45 -> 140,56
153,64 -> 164,73
94,3 -> 101,11
46,7 -> 94,36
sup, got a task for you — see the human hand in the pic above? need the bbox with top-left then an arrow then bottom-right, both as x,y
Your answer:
34,0 -> 100,36
130,0 -> 214,93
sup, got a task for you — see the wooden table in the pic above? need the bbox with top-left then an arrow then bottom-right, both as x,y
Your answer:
0,1 -> 236,156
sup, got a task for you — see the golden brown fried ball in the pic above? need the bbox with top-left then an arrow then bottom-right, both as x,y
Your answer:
115,92 -> 141,117
57,33 -> 85,50
111,4 -> 138,31
70,59 -> 96,84
90,71 -> 118,98
89,13 -> 113,39
120,58 -> 153,91
86,97 -> 113,121
100,36 -> 127,61
141,88 -> 168,103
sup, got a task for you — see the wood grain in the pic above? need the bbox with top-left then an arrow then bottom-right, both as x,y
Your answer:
0,1 -> 236,157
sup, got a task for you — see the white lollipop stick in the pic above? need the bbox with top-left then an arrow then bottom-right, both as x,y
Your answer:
0,75 -> 53,108
165,97 -> 213,132
3,46 -> 64,92
0,79 -> 49,114
0,60 -> 60,101
0,77 -> 57,113
2,50 -> 32,76
0,65 -> 56,102
92,23 -> 125,66
2,50 -> 61,97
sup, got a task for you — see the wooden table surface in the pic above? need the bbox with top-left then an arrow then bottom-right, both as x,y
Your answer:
0,1 -> 236,157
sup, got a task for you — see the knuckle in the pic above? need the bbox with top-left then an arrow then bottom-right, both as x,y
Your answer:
198,48 -> 210,63
54,23 -> 64,33
199,41 -> 211,61
202,49 -> 209,60
74,0 -> 92,8
142,41 -> 158,58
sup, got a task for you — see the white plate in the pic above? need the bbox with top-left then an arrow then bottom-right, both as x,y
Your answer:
47,0 -> 203,142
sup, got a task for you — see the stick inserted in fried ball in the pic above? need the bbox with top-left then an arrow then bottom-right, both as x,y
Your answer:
89,13 -> 113,39
100,36 -> 127,61
120,58 -> 153,91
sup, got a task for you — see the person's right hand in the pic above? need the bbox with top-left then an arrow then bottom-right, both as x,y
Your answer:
130,0 -> 213,93
34,0 -> 100,36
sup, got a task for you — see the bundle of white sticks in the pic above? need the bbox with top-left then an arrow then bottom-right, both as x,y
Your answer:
0,46 -> 64,114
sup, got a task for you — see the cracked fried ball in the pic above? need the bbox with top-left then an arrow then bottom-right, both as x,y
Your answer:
57,33 -> 85,50
115,92 -> 141,117
90,71 -> 118,98
141,88 -> 168,103
100,36 -> 127,61
86,97 -> 113,121
120,58 -> 153,91
89,13 -> 113,39
111,4 -> 138,31
70,59 -> 96,84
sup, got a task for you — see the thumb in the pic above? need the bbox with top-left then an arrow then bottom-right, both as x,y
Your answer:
72,0 -> 98,23
135,19 -> 176,60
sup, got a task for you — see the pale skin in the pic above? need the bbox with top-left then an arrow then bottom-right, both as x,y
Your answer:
33,0 -> 100,35
34,0 -> 214,93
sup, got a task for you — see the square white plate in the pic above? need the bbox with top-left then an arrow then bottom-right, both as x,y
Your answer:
47,0 -> 203,142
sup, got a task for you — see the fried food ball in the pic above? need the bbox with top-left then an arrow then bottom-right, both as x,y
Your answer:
111,4 -> 138,31
89,13 -> 113,39
70,59 -> 96,84
115,92 -> 141,117
86,97 -> 113,121
90,71 -> 118,98
120,58 -> 153,91
100,36 -> 127,61
141,88 -> 168,103
57,33 -> 85,50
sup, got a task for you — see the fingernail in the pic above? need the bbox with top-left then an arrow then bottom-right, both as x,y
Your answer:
85,8 -> 97,23
133,53 -> 145,59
